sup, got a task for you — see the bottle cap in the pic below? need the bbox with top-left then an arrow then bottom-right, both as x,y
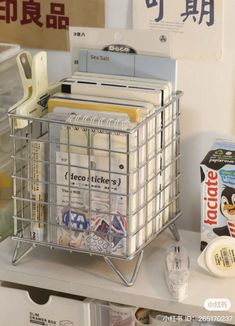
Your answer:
198,236 -> 235,278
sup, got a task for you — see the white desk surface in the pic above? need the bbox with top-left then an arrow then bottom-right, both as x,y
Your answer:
0,230 -> 234,324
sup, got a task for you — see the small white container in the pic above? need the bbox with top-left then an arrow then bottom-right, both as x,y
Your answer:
198,236 -> 235,278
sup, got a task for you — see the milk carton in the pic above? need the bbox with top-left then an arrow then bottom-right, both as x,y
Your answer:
200,139 -> 235,250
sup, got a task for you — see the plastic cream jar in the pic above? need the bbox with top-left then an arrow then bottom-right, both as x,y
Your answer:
198,236 -> 235,277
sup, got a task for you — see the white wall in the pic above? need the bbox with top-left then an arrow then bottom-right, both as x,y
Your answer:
174,1 -> 235,232
105,0 -> 235,232
27,0 -> 235,232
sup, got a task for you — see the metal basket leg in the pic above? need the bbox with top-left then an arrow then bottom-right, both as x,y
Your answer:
169,223 -> 180,241
104,250 -> 144,287
12,241 -> 35,265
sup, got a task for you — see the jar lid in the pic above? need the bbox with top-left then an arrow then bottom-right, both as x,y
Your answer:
198,236 -> 235,278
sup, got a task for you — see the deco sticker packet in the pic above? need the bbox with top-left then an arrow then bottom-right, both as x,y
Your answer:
200,139 -> 235,250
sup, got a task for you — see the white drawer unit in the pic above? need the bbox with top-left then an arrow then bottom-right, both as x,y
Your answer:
0,285 -> 90,326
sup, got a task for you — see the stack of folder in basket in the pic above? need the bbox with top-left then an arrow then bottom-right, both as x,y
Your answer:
47,72 -> 174,257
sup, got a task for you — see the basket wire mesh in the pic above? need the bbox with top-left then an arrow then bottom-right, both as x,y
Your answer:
9,91 -> 182,286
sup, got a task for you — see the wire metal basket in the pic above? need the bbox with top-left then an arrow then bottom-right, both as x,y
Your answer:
9,91 -> 182,286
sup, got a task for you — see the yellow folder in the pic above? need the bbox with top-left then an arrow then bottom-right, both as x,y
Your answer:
48,97 -> 143,123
